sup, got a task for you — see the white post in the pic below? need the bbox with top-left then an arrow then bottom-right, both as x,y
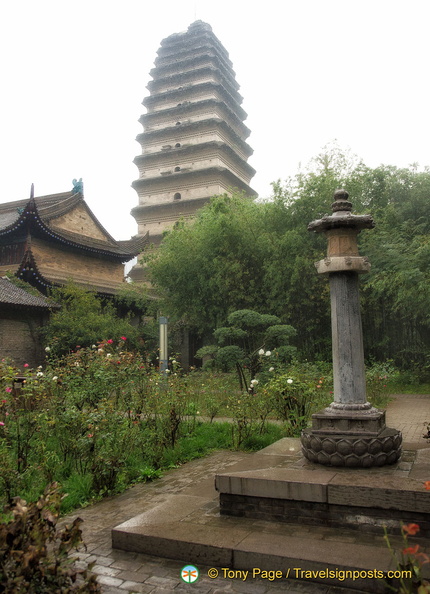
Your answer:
159,316 -> 168,372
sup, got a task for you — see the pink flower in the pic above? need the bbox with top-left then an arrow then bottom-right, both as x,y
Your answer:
107,339 -> 113,344
0,422 -> 5,426
87,433 -> 94,438
120,336 -> 127,341
5,387 -> 12,393
23,363 -> 29,368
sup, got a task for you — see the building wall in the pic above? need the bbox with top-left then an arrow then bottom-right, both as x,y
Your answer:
30,238 -> 125,291
0,310 -> 47,368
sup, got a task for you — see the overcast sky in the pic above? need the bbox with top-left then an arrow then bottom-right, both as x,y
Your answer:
1,0 -> 429,240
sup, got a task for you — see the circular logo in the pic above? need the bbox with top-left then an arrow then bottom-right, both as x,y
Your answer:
181,565 -> 199,583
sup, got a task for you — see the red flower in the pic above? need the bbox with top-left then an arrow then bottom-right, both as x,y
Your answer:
403,544 -> 420,555
23,363 -> 29,368
402,523 -> 420,536
120,336 -> 127,341
424,481 -> 430,490
107,339 -> 113,344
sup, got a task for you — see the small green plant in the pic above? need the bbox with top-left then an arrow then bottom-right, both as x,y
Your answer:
264,373 -> 323,436
366,360 -> 396,407
0,482 -> 100,592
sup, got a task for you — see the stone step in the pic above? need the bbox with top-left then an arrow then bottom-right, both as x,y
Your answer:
112,435 -> 430,593
112,489 -> 421,593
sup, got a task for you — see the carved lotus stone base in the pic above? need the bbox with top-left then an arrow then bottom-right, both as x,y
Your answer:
301,427 -> 402,467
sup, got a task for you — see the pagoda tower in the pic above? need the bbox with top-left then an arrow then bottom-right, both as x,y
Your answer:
129,20 -> 256,281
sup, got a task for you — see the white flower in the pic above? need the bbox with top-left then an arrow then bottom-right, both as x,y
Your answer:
172,359 -> 177,364
250,379 -> 259,386
98,348 -> 104,353
106,353 -> 112,358
269,367 -> 274,372
36,371 -> 44,377
52,376 -> 58,381
287,378 -> 293,384
265,351 -> 271,357
37,365 -> 43,369
92,345 -> 97,349
258,348 -> 265,356
165,369 -> 170,373
45,346 -> 51,352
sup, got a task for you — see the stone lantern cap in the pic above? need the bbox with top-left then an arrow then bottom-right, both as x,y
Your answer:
308,189 -> 375,234
309,190 -> 374,275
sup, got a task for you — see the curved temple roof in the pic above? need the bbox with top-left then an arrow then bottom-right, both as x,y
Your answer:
0,191 -> 148,261
0,276 -> 60,309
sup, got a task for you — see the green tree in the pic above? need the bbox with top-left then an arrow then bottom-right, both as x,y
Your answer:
147,146 -> 430,367
197,309 -> 296,390
147,194 -> 269,333
41,283 -> 142,356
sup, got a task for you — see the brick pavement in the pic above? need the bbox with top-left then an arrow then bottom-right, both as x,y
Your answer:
62,394 -> 430,594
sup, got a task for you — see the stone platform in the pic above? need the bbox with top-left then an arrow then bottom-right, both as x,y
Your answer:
112,402 -> 430,593
216,439 -> 429,536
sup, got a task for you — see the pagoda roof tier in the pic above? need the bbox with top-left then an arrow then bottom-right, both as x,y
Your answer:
0,191 -> 148,261
147,62 -> 240,96
139,99 -> 251,139
132,195 -> 212,218
154,45 -> 234,82
136,119 -> 253,159
157,21 -> 231,64
134,140 -> 256,180
132,166 -> 257,198
142,81 -> 244,114
149,51 -> 236,83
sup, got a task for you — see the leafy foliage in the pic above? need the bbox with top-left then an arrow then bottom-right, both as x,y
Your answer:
0,348 -> 285,511
148,146 -> 430,368
197,309 -> 296,389
41,283 -> 143,356
0,483 -> 100,593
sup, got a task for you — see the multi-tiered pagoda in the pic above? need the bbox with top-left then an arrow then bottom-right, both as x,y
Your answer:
129,21 -> 256,281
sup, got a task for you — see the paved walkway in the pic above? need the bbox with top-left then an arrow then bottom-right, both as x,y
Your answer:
63,394 -> 430,594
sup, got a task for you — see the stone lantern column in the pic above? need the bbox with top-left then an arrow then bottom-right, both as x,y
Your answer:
301,189 -> 402,467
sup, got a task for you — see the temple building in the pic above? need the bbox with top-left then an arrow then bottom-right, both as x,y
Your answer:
129,20 -> 256,282
0,185 -> 148,296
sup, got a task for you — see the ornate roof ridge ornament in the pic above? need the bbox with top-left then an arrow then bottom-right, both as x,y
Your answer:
308,188 -> 374,233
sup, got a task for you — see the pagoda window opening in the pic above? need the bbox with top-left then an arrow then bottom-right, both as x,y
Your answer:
174,166 -> 181,172
174,192 -> 181,200
175,121 -> 181,126
175,143 -> 181,148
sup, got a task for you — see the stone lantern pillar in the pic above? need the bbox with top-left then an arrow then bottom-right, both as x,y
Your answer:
301,189 -> 402,467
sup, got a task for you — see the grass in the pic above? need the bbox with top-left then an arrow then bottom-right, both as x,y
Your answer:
58,420 -> 285,514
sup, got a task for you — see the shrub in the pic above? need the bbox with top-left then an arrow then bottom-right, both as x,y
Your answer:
0,483 -> 100,592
